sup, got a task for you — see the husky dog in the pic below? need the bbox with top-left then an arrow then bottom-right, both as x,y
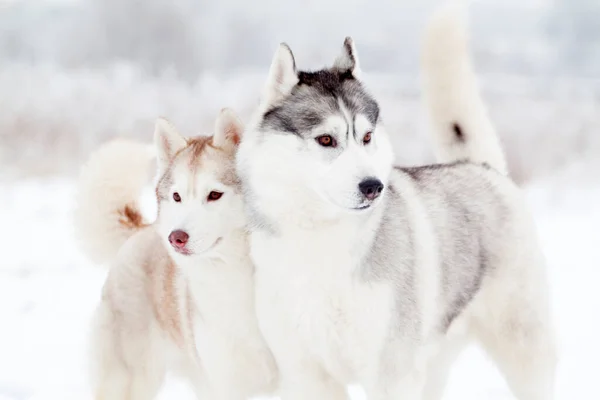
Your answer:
236,6 -> 556,400
75,109 -> 278,400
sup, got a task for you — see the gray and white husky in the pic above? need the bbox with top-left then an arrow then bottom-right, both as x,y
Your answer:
237,6 -> 556,400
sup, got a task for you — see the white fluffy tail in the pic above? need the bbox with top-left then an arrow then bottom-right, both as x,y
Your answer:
74,139 -> 155,265
421,3 -> 507,174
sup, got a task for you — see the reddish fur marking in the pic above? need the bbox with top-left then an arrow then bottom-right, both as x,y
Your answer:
118,204 -> 147,229
186,287 -> 201,365
162,259 -> 184,346
146,257 -> 185,348
225,126 -> 240,145
155,170 -> 173,206
161,134 -> 172,160
187,136 -> 215,168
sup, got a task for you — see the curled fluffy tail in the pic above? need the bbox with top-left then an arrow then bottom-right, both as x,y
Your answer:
421,3 -> 507,174
74,139 -> 155,265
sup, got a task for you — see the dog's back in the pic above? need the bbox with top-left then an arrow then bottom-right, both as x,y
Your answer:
393,160 -> 531,329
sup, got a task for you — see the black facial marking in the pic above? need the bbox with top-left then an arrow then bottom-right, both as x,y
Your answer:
297,69 -> 354,87
342,85 -> 379,126
338,69 -> 354,81
260,67 -> 380,137
261,106 -> 300,136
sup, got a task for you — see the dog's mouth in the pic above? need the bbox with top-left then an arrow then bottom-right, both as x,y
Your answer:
326,198 -> 376,214
173,246 -> 192,256
171,237 -> 222,257
347,192 -> 388,213
314,185 -> 384,216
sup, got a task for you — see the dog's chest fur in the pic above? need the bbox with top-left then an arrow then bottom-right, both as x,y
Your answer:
183,252 -> 278,395
251,220 -> 394,381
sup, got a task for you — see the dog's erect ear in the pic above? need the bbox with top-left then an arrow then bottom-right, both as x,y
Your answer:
213,108 -> 244,152
333,37 -> 361,78
154,118 -> 187,170
263,43 -> 298,105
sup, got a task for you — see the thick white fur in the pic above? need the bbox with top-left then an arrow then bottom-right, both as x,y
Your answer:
74,139 -> 155,264
421,2 -> 508,174
237,6 -> 556,400
80,110 -> 278,400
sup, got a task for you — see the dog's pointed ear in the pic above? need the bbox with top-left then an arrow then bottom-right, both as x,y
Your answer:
213,108 -> 244,152
154,118 -> 187,171
333,37 -> 361,78
263,43 -> 298,105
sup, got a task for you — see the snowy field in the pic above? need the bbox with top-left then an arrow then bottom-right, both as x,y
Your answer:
0,163 -> 599,400
2,0 -> 600,399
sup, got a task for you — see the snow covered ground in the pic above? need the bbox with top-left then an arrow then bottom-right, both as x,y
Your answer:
0,165 -> 598,400
2,0 -> 599,398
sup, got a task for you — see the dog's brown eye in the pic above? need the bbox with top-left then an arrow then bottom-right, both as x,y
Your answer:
316,135 -> 337,147
207,191 -> 223,201
363,131 -> 372,145
173,192 -> 181,202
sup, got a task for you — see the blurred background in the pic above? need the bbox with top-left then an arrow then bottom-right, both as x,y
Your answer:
2,0 -> 600,182
0,0 -> 599,399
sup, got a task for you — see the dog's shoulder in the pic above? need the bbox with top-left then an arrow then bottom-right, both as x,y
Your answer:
393,161 -> 517,198
396,160 -> 499,182
385,160 -> 525,234
103,227 -> 187,345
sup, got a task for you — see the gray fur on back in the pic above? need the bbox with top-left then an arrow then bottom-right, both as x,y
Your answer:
365,161 -> 511,333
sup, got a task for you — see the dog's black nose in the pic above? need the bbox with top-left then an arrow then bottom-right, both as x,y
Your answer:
358,178 -> 384,201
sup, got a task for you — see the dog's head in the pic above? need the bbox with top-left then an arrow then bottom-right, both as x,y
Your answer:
238,38 -> 394,222
154,109 -> 245,261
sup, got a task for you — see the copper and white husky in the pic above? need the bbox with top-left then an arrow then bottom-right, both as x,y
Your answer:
75,109 -> 278,399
